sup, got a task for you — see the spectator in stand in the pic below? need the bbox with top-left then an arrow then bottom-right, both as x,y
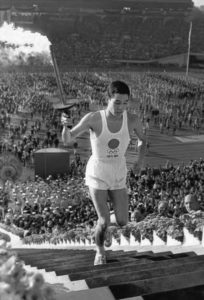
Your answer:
157,201 -> 171,217
184,194 -> 200,214
131,203 -> 146,222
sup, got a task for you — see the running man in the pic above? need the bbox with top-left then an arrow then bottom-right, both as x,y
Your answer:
62,80 -> 146,265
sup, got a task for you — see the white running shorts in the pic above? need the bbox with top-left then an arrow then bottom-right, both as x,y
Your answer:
85,156 -> 127,190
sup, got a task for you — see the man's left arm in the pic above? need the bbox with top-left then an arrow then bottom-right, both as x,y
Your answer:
131,114 -> 147,174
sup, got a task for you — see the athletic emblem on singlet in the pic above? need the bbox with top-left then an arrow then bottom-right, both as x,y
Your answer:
107,139 -> 120,158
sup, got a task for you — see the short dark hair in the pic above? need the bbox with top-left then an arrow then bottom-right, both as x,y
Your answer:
107,80 -> 130,98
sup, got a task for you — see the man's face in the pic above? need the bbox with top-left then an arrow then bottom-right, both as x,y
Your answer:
184,195 -> 199,213
108,93 -> 129,117
184,196 -> 191,213
158,203 -> 167,215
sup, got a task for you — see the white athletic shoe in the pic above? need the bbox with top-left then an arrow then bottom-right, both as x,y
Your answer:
94,253 -> 107,266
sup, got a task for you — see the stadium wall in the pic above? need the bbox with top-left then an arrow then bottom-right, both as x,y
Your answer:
0,0 -> 194,14
113,52 -> 204,68
157,53 -> 188,67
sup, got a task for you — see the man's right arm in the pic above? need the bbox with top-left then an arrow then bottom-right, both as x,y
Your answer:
61,112 -> 93,146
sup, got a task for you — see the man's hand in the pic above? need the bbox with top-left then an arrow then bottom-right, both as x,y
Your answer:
61,113 -> 72,145
61,113 -> 69,126
132,161 -> 143,176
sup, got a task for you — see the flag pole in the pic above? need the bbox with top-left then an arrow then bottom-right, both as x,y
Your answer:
186,21 -> 192,78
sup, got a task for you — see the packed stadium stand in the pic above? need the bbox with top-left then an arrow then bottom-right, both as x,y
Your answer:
1,0 -> 204,68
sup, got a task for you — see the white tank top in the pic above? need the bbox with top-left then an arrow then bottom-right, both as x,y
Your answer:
90,110 -> 130,161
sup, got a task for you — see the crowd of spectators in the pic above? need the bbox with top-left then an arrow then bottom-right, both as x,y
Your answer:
1,157 -> 204,237
0,72 -> 91,165
47,13 -> 204,67
127,158 -> 204,222
129,72 -> 204,135
50,16 -> 189,66
0,71 -> 204,165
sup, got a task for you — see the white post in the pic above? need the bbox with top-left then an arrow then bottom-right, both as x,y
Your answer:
186,22 -> 192,78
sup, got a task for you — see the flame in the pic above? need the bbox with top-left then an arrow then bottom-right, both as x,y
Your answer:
0,22 -> 51,66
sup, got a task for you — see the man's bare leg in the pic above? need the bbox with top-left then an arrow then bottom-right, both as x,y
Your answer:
108,188 -> 129,227
88,187 -> 109,263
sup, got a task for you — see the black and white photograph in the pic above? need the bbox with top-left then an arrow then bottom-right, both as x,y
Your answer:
0,0 -> 204,299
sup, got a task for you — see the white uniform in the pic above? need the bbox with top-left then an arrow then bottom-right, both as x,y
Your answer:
85,110 -> 130,190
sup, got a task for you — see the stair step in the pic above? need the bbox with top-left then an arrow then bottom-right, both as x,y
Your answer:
21,250 -> 196,271
109,269 -> 204,299
69,254 -> 204,282
17,249 -> 147,265
55,257 -> 142,276
137,285 -> 204,300
16,249 -> 95,256
20,251 -> 126,268
18,250 -> 123,264
86,260 -> 204,289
